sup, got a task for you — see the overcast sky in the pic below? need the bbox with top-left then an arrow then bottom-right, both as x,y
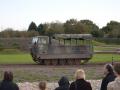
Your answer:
0,0 -> 120,31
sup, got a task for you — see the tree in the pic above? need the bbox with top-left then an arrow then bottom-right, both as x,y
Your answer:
28,21 -> 37,31
37,24 -> 45,35
49,21 -> 64,34
64,19 -> 87,34
64,19 -> 100,35
101,26 -> 110,34
91,30 -> 104,37
80,19 -> 103,37
74,21 -> 86,34
101,21 -> 120,37
1,28 -> 14,38
43,21 -> 65,36
64,19 -> 78,34
80,20 -> 99,33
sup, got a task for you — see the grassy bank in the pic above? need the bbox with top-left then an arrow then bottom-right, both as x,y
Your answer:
0,54 -> 35,64
0,53 -> 120,64
0,48 -> 120,64
90,54 -> 120,63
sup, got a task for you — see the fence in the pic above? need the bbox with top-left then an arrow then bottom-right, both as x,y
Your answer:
0,38 -> 32,52
0,38 -> 120,52
94,38 -> 120,44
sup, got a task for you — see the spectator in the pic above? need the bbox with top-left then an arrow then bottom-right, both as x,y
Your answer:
0,71 -> 19,90
69,69 -> 92,90
55,76 -> 69,90
39,81 -> 47,90
107,63 -> 120,90
100,64 -> 116,90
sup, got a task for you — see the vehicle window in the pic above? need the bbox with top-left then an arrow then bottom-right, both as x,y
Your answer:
41,39 -> 47,44
38,38 -> 48,44
32,37 -> 38,43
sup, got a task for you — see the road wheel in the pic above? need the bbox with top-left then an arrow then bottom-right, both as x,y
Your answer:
44,59 -> 51,65
59,59 -> 66,65
68,59 -> 74,65
74,59 -> 80,65
52,59 -> 58,65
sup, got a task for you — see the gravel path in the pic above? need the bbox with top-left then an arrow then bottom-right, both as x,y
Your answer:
18,80 -> 101,90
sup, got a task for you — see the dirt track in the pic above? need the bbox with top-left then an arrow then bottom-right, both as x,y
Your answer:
0,64 -> 103,90
0,64 -> 105,72
0,64 -> 105,82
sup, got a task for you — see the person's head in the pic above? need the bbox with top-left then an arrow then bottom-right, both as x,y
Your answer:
58,76 -> 69,87
104,64 -> 114,75
3,71 -> 13,81
114,63 -> 120,77
39,81 -> 47,90
75,69 -> 85,80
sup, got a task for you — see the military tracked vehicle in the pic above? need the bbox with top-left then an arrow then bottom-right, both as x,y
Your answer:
30,34 -> 93,65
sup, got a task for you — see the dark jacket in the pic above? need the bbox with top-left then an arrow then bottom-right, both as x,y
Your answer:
0,80 -> 19,90
100,73 -> 116,90
69,79 -> 92,90
55,76 -> 70,90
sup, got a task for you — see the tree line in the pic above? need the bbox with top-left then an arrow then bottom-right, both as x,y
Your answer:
28,19 -> 120,38
0,19 -> 120,38
0,28 -> 39,38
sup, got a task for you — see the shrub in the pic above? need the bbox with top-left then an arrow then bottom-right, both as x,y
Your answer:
0,43 -> 4,51
94,38 -> 120,45
12,43 -> 20,49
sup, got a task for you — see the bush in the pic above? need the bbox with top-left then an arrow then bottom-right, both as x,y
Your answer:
12,43 -> 20,49
91,30 -> 104,37
0,30 -> 39,38
0,43 -> 4,51
94,38 -> 120,45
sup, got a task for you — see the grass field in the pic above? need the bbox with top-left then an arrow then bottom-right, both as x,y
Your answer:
0,53 -> 120,64
0,54 -> 35,64
94,45 -> 120,51
0,49 -> 120,82
90,54 -> 120,63
0,47 -> 120,64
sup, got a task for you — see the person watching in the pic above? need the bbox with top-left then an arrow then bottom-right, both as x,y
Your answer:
69,69 -> 92,90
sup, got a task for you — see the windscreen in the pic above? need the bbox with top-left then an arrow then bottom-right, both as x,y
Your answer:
38,38 -> 47,44
37,37 -> 49,54
32,37 -> 38,44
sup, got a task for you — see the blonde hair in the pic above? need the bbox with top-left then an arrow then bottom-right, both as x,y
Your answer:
74,69 -> 85,79
39,81 -> 47,90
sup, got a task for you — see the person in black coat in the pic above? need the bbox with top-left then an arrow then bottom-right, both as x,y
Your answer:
55,76 -> 70,90
100,64 -> 116,90
0,71 -> 19,90
69,69 -> 92,90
